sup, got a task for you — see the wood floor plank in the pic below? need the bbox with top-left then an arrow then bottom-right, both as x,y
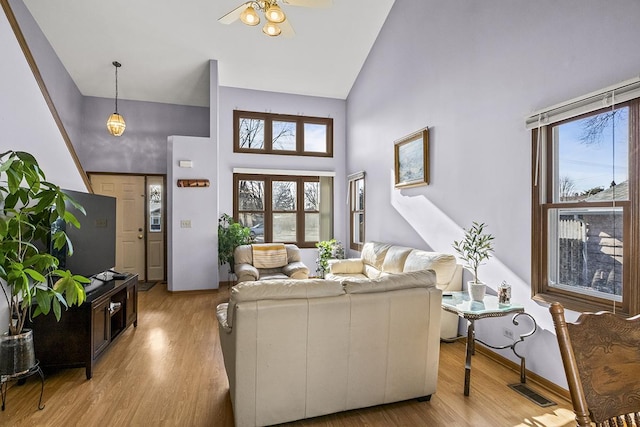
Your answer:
0,284 -> 575,426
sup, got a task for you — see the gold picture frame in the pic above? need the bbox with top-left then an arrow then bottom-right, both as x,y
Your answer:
394,128 -> 429,188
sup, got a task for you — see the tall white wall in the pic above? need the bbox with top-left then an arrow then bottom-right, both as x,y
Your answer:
0,7 -> 86,192
346,0 -> 640,388
167,136 -> 217,291
166,60 -> 218,291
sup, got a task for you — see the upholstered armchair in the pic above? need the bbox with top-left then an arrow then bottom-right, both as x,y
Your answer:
234,243 -> 309,282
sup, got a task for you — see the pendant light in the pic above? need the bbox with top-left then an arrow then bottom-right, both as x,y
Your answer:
106,61 -> 126,137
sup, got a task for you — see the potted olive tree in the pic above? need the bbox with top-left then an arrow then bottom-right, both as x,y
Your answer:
0,150 -> 89,375
452,221 -> 495,302
217,213 -> 253,276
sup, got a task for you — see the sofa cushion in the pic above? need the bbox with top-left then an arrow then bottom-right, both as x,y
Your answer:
403,251 -> 457,287
381,246 -> 413,273
343,269 -> 437,294
253,243 -> 288,268
285,244 -> 302,262
234,244 -> 253,265
257,272 -> 290,280
325,272 -> 369,281
328,258 -> 364,274
226,279 -> 345,327
361,242 -> 392,270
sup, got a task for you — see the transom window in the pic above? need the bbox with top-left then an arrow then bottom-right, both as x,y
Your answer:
531,93 -> 640,315
233,110 -> 333,157
234,173 -> 332,248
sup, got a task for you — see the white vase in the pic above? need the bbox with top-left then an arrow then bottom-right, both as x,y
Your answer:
468,281 -> 486,302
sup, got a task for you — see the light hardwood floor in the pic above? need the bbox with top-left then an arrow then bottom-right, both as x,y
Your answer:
1,284 -> 576,426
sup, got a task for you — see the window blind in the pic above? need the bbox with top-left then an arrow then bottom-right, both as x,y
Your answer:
525,76 -> 640,130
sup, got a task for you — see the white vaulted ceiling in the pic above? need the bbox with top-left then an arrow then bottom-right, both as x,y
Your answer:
23,0 -> 395,107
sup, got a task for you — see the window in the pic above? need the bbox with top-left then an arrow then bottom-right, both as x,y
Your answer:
531,93 -> 640,315
349,172 -> 365,251
234,110 -> 333,157
234,173 -> 332,248
148,184 -> 162,232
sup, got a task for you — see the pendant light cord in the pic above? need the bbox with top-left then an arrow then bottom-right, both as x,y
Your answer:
113,61 -> 121,114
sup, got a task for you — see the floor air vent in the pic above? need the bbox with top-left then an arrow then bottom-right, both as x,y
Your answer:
508,383 -> 556,407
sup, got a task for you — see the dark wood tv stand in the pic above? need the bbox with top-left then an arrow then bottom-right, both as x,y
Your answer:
28,273 -> 138,379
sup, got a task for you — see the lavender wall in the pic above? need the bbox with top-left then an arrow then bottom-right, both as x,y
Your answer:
11,0 -> 209,176
9,0 -> 84,154
79,96 -> 209,174
1,5 -> 87,333
346,0 -> 640,387
218,86 -> 347,275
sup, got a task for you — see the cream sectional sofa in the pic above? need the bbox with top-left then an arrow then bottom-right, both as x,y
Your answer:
326,241 -> 462,340
216,271 -> 442,427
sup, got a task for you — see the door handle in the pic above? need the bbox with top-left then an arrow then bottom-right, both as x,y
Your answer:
138,234 -> 143,239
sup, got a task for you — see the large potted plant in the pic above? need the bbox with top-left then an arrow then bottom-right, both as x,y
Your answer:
452,221 -> 495,302
0,150 -> 89,376
217,213 -> 253,276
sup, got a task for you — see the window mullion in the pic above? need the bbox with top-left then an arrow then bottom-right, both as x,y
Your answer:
297,118 -> 304,154
628,101 -> 640,314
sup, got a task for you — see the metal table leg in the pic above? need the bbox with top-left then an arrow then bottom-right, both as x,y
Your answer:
475,313 -> 537,384
464,319 -> 475,396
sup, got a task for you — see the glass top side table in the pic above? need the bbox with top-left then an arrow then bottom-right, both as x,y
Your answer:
441,291 -> 537,396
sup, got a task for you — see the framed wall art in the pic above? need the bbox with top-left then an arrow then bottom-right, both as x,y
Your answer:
394,127 -> 429,188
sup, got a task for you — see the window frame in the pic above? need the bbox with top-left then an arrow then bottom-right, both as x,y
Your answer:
349,175 -> 365,251
531,100 -> 640,316
233,173 -> 322,248
233,110 -> 333,157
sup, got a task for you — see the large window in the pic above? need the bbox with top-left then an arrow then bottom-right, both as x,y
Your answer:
349,172 -> 365,251
234,173 -> 332,248
234,110 -> 333,157
531,93 -> 640,315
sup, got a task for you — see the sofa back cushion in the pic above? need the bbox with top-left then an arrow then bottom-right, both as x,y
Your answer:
404,251 -> 457,287
343,269 -> 437,294
381,246 -> 413,273
227,279 -> 345,327
361,242 -> 392,270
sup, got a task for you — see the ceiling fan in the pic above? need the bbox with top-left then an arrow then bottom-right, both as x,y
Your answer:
219,0 -> 332,37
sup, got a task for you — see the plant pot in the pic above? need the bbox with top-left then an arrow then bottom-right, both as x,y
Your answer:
0,329 -> 36,376
468,281 -> 486,302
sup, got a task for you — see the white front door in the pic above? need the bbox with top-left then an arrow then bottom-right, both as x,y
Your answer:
90,175 -> 146,281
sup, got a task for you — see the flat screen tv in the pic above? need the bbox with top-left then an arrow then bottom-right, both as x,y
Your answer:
52,189 -> 117,279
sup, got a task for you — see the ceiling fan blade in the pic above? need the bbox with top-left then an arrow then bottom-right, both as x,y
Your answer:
218,2 -> 251,24
281,0 -> 332,8
280,18 -> 296,38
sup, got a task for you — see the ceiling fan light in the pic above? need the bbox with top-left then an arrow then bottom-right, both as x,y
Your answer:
265,4 -> 286,23
240,5 -> 260,26
107,113 -> 126,136
262,22 -> 281,37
